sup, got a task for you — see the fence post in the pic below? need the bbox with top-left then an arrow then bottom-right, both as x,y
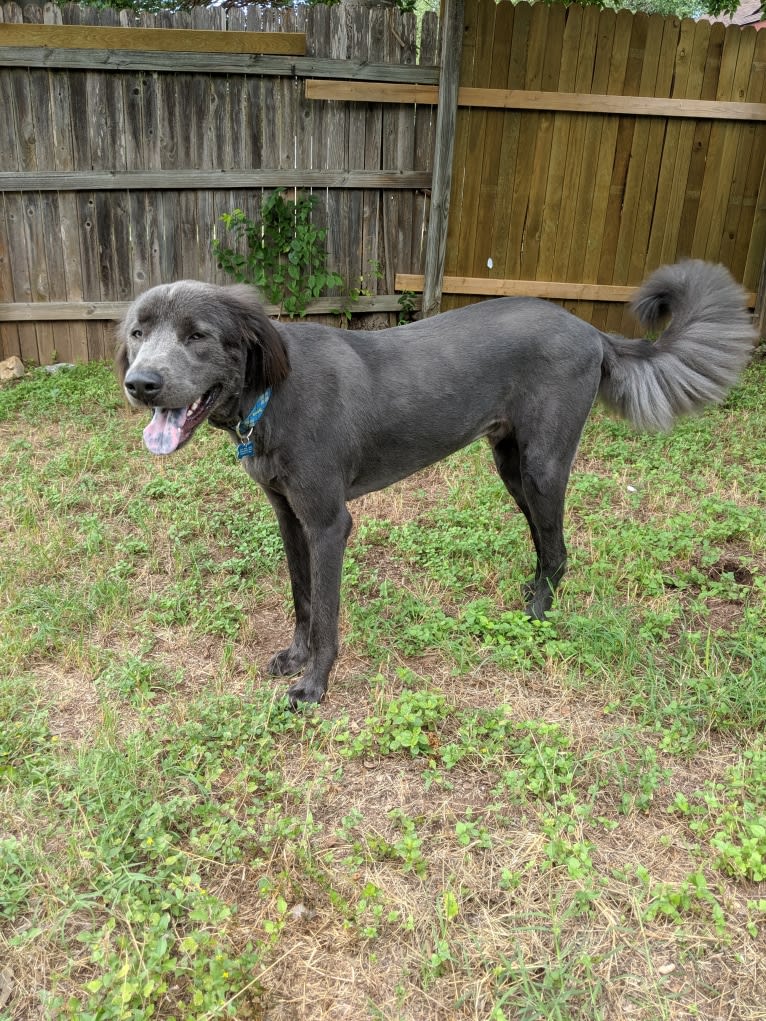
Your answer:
756,248 -> 766,341
422,0 -> 464,318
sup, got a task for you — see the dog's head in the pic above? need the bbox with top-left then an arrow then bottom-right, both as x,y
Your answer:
116,282 -> 289,455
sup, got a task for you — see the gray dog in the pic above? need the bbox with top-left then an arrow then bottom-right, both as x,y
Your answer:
117,260 -> 755,705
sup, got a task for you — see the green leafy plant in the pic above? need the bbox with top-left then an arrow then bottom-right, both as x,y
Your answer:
454,809 -> 493,851
353,686 -> 449,758
337,259 -> 386,322
212,191 -> 344,317
0,836 -> 37,921
670,742 -> 766,882
421,888 -> 460,985
397,289 -> 417,325
640,868 -> 726,934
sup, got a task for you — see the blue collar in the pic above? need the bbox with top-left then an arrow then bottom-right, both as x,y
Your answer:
235,387 -> 272,460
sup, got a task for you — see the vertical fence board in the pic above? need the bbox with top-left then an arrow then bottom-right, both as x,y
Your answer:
737,30 -> 766,286
599,13 -> 648,332
657,19 -> 710,271
5,2 -> 40,360
500,3 -> 548,286
487,3 -> 524,293
551,3 -> 598,291
0,1 -> 21,354
677,22 -> 723,264
720,28 -> 762,275
4,195 -> 35,361
580,9 -> 632,330
644,16 -> 694,275
699,29 -> 754,264
456,0 -> 495,281
411,11 -> 438,286
24,1 -> 65,361
364,5 -> 385,309
539,4 -> 584,281
625,15 -> 679,287
471,1 -> 512,286
744,157 -> 766,290
442,0 -> 477,304
563,7 -> 615,324
520,3 -> 567,282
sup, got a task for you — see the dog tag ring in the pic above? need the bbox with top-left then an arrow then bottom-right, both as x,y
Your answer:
236,425 -> 255,460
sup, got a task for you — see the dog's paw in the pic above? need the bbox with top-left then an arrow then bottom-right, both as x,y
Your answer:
287,675 -> 327,708
524,601 -> 547,622
268,645 -> 309,676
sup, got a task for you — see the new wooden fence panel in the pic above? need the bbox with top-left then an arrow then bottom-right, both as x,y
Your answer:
443,0 -> 764,337
472,0 -> 514,286
520,4 -> 567,284
457,0 -> 497,283
699,28 -> 756,263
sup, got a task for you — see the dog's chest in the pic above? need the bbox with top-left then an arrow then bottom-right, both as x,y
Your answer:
239,450 -> 285,491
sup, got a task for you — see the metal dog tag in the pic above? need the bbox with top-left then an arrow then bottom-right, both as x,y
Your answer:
236,441 -> 254,460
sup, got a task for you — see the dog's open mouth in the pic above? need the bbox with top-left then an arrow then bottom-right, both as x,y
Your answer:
143,387 -> 221,455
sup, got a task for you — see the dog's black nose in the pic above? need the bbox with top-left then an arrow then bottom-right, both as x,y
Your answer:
125,370 -> 163,402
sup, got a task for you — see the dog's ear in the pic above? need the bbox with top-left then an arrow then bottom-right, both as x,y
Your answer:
227,286 -> 291,391
114,339 -> 129,387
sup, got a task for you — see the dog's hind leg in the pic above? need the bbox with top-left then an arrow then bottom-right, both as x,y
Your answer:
490,433 -> 543,601
263,489 -> 312,676
493,413 -> 587,619
518,459 -> 568,620
517,418 -> 590,618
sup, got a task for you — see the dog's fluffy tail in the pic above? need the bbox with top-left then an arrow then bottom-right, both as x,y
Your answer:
598,260 -> 756,431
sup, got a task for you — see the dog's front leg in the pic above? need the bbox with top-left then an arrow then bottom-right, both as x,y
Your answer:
286,504 -> 353,707
263,489 -> 312,676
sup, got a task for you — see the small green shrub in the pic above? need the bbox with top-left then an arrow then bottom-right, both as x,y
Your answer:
212,191 -> 344,317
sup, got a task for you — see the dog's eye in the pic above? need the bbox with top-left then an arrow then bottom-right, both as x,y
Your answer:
131,328 -> 143,339
188,332 -> 206,342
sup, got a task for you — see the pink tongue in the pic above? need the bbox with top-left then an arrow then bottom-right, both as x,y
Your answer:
143,407 -> 188,455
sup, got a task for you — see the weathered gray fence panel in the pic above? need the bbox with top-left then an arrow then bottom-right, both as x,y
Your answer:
0,0 -> 437,363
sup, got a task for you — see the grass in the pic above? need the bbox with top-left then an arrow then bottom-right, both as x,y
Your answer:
1,358 -> 765,1020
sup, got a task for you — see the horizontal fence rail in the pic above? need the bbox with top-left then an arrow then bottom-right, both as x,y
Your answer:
0,170 -> 433,191
395,273 -> 758,307
306,79 -> 766,122
0,46 -> 440,82
0,294 -> 422,321
0,21 -> 306,52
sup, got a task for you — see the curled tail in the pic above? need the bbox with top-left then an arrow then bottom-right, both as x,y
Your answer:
599,260 -> 757,431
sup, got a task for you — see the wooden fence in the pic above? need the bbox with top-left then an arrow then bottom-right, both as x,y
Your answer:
408,0 -> 766,334
0,0 -> 438,363
1,0 -> 765,365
